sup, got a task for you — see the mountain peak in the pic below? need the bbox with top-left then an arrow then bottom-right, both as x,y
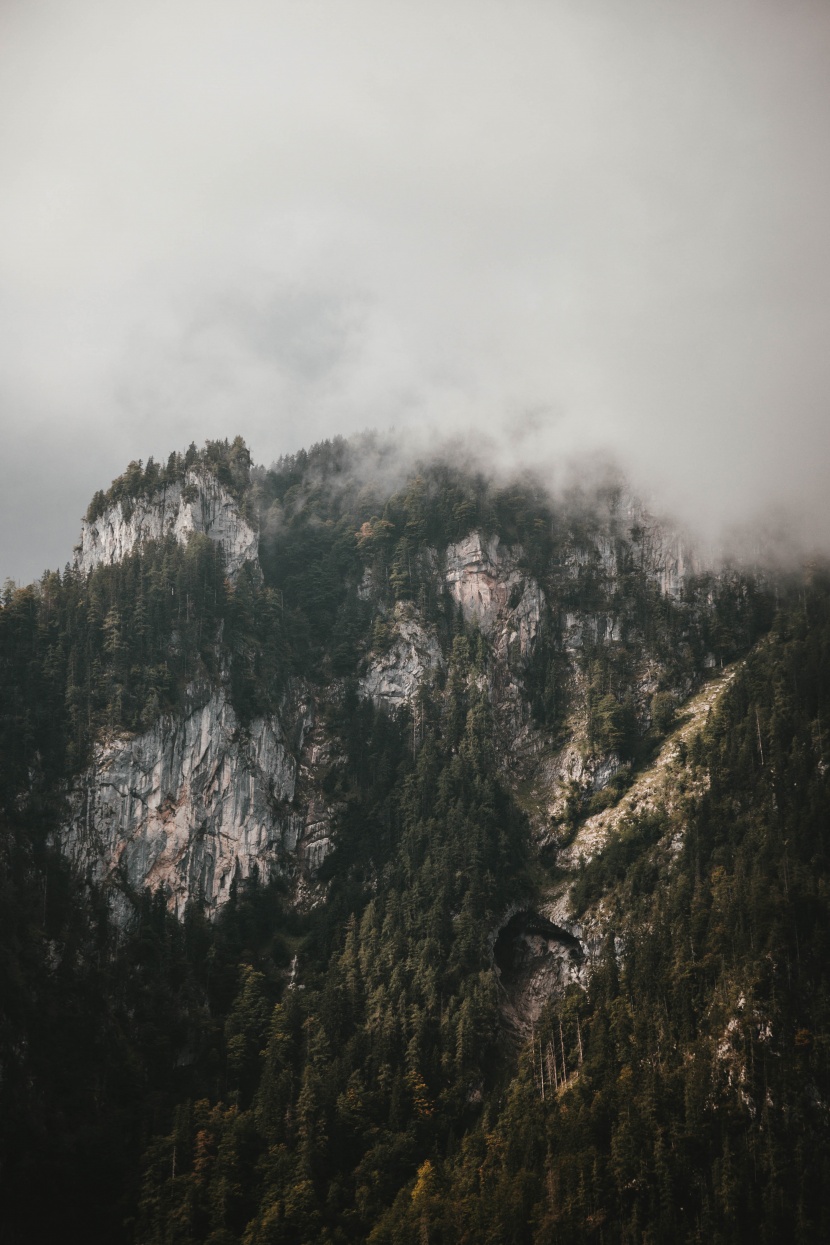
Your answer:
74,438 -> 259,579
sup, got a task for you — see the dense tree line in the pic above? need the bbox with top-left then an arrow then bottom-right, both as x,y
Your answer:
0,534 -> 288,786
85,436 -> 254,523
133,636 -> 532,1244
368,572 -> 830,1244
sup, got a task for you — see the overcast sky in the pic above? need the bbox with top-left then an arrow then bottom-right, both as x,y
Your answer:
2,0 -> 829,582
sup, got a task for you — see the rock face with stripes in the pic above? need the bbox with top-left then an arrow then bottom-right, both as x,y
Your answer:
74,469 -> 259,581
64,685 -> 310,921
444,532 -> 544,658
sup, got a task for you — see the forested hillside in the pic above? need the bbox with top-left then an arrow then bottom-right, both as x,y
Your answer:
1,436 -> 827,1243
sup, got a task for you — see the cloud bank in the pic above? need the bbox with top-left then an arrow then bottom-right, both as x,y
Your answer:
1,0 -> 829,581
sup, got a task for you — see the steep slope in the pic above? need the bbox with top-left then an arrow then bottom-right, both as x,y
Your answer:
3,432 -> 808,1245
496,662 -> 743,1037
76,467 -> 259,580
556,661 -> 739,872
60,465 -> 751,922
400,584 -> 830,1245
64,684 -> 307,919
124,576 -> 829,1245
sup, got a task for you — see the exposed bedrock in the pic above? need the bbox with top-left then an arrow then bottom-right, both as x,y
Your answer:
75,469 -> 259,580
493,908 -> 587,1036
62,683 -> 324,920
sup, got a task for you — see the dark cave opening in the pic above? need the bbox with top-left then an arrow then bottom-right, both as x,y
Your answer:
493,909 -> 583,983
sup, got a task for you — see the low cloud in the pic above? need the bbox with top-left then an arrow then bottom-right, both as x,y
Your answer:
2,0 -> 830,582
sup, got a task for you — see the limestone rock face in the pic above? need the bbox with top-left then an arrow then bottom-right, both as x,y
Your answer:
75,470 -> 259,580
64,686 -> 309,918
360,604 -> 444,710
63,510 -> 708,926
444,533 -> 543,660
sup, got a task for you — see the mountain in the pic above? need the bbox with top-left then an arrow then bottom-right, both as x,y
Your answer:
1,434 -> 828,1244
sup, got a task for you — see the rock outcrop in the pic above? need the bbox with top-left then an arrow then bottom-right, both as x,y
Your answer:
64,685 -> 311,919
360,603 -> 444,710
75,470 -> 259,580
444,532 -> 543,659
494,908 -> 586,1034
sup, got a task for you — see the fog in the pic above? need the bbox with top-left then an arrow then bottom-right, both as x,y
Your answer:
1,0 -> 829,583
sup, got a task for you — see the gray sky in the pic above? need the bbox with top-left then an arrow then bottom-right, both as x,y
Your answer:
2,0 -> 830,582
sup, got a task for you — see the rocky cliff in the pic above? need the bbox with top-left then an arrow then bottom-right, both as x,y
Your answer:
6,437 -> 817,1245
62,671 -> 353,916
445,531 -> 544,660
58,431 -> 744,931
65,685 -> 300,918
75,468 -> 259,580
495,663 -> 741,1036
359,602 -> 444,710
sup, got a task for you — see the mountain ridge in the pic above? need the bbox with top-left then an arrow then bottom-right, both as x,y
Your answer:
3,433 -> 825,1244
55,437 -> 756,926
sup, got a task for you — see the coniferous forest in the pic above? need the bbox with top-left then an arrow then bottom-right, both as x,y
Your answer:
1,436 -> 829,1243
